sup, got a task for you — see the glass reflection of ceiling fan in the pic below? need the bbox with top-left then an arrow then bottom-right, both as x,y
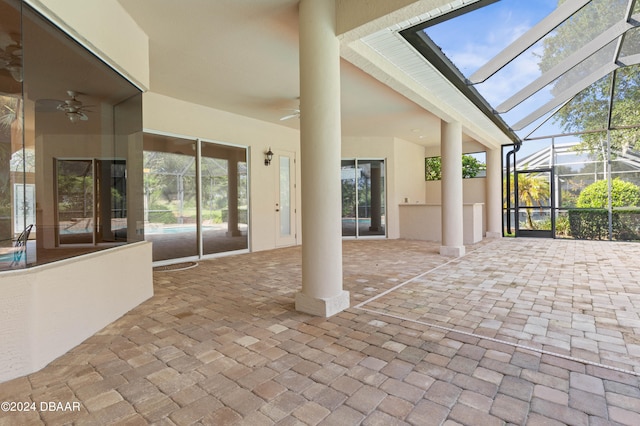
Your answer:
0,33 -> 22,82
56,91 -> 94,123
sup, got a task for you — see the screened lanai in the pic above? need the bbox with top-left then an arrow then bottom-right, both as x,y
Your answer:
402,0 -> 640,240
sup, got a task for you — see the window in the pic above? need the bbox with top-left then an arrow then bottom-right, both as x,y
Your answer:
425,152 -> 487,181
0,0 -> 143,271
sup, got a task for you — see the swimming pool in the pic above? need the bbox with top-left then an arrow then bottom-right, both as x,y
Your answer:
146,225 -> 220,235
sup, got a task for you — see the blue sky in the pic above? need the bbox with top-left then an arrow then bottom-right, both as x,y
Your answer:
425,0 -> 557,77
424,0 -> 564,141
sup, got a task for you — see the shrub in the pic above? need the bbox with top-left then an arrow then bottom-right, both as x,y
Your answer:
148,204 -> 176,224
576,178 -> 640,208
568,209 -> 609,240
554,214 -> 571,236
568,208 -> 640,240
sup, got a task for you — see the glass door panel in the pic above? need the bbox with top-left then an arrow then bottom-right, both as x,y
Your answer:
279,156 -> 291,236
57,159 -> 94,245
341,159 -> 386,238
357,160 -> 386,237
276,151 -> 296,247
341,160 -> 357,237
201,142 -> 248,255
96,160 -> 127,243
143,135 -> 198,261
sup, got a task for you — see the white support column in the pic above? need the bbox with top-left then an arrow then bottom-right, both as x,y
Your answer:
295,0 -> 349,317
485,147 -> 503,238
440,121 -> 465,257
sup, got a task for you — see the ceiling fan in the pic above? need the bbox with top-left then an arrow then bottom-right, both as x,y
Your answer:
0,33 -> 22,82
56,91 -> 93,123
279,107 -> 300,121
279,97 -> 300,121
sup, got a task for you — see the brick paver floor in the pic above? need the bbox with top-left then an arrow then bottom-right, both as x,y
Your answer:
0,238 -> 639,425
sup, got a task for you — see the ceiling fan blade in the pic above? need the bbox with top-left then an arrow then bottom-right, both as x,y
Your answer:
280,113 -> 299,121
36,99 -> 63,112
279,108 -> 300,121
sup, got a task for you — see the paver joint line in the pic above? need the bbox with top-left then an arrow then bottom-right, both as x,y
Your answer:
354,238 -> 640,378
1,238 -> 640,425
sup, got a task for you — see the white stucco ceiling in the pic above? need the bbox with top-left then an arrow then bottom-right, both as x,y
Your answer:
117,0 -> 503,147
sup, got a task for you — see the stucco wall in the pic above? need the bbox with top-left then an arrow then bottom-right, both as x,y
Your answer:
0,242 -> 153,383
143,92 -> 302,252
394,138 -> 427,205
342,136 -> 427,239
425,178 -> 487,235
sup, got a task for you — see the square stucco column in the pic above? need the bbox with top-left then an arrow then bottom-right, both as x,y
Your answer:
295,0 -> 349,317
440,121 -> 465,257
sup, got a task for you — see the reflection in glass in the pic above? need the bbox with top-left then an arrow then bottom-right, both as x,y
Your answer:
341,159 -> 386,238
143,134 -> 248,262
0,0 -> 24,269
0,1 -> 142,271
358,160 -> 386,237
56,159 -> 129,246
279,156 -> 291,236
341,160 -> 357,237
143,138 -> 198,261
201,141 -> 248,256
57,159 -> 94,244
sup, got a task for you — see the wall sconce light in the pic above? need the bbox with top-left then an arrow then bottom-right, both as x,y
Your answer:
265,147 -> 274,166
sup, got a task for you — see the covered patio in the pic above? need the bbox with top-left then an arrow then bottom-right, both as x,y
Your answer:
1,238 -> 638,425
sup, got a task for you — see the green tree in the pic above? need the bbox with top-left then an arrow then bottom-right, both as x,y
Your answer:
462,155 -> 485,178
538,0 -> 640,155
425,154 -> 486,180
576,178 -> 640,208
517,172 -> 551,229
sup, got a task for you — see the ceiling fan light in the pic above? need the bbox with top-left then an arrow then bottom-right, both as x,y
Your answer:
66,111 -> 82,123
6,64 -> 22,82
66,99 -> 81,108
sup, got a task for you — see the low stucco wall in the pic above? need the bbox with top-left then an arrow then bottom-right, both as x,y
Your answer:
399,203 -> 484,244
0,242 -> 153,383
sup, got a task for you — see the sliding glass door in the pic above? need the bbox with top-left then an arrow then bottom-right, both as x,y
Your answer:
56,159 -> 129,246
143,133 -> 248,263
341,159 -> 386,238
200,142 -> 248,256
